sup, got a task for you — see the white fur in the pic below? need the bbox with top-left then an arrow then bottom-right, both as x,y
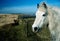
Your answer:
48,7 -> 60,41
32,10 -> 46,32
32,3 -> 60,41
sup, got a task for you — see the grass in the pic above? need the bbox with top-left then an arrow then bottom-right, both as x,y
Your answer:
0,17 -> 51,41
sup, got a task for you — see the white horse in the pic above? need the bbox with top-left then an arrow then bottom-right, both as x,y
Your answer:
32,2 -> 60,41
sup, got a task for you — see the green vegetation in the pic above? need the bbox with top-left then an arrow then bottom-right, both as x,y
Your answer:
0,14 -> 51,41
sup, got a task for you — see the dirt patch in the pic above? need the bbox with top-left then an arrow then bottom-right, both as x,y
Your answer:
0,14 -> 18,26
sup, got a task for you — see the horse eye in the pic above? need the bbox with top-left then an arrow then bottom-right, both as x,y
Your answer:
43,14 -> 46,16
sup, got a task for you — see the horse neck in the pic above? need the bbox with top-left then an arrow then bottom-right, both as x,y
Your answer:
48,7 -> 60,29
52,7 -> 60,13
48,7 -> 60,41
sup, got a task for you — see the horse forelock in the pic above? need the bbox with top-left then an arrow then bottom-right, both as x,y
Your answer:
38,2 -> 48,13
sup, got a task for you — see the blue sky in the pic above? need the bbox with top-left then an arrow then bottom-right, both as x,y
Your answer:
0,0 -> 60,14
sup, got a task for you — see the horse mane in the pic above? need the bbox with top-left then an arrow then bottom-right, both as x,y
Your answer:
47,6 -> 60,30
52,7 -> 60,14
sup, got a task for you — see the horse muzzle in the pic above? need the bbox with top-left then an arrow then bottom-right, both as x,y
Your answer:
33,27 -> 41,33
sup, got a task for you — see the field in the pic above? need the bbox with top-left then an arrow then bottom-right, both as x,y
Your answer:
0,14 -> 51,41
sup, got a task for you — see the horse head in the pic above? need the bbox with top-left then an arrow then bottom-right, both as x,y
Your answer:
32,2 -> 49,32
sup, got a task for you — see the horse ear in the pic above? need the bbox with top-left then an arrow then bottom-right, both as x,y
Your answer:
37,3 -> 39,8
43,2 -> 47,9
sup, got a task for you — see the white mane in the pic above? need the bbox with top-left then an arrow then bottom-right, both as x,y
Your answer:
52,7 -> 60,13
47,6 -> 60,41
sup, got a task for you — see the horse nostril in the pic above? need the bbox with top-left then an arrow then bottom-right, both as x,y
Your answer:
34,27 -> 38,31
